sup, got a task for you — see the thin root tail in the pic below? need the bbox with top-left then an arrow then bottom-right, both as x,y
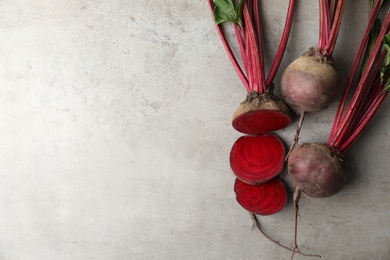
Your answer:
286,112 -> 305,161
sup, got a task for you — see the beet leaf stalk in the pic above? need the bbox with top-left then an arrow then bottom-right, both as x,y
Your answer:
287,5 -> 390,259
328,0 -> 390,150
208,0 -> 296,134
282,0 -> 346,158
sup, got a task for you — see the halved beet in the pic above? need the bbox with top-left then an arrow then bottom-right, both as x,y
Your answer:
234,178 -> 287,215
230,134 -> 285,184
233,110 -> 292,135
232,92 -> 292,134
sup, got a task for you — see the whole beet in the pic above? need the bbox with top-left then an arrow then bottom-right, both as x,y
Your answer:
287,142 -> 346,198
280,48 -> 340,114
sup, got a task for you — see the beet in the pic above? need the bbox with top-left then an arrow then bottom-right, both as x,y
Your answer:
230,134 -> 285,185
280,48 -> 340,114
287,142 -> 346,198
232,92 -> 292,134
234,177 -> 287,215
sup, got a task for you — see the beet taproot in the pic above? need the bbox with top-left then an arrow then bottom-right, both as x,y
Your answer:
280,48 -> 340,114
287,142 -> 345,198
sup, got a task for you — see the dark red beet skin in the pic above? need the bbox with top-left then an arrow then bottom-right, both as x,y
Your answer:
234,178 -> 287,215
288,143 -> 346,198
230,134 -> 285,184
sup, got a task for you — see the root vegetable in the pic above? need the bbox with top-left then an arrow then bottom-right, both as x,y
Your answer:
283,0 -> 346,157
288,4 -> 390,258
232,92 -> 291,134
287,142 -> 345,198
281,48 -> 340,114
234,177 -> 287,215
230,134 -> 285,185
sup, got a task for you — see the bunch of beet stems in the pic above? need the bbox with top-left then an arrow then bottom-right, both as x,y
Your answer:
283,0 -> 346,158
208,0 -> 293,135
328,6 -> 390,152
208,0 -> 320,257
289,3 -> 390,258
207,0 -> 294,95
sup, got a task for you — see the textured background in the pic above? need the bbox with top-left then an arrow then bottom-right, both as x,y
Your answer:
0,1 -> 389,259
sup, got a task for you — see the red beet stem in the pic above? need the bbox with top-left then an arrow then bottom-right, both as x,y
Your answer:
318,0 -> 331,51
324,0 -> 345,55
318,0 -> 345,56
328,10 -> 390,150
328,0 -> 383,142
340,92 -> 388,153
339,53 -> 388,153
252,0 -> 263,71
206,0 -> 250,91
234,24 -> 250,79
339,51 -> 386,149
266,0 -> 296,87
243,2 -> 264,92
208,0 -> 296,94
329,0 -> 337,22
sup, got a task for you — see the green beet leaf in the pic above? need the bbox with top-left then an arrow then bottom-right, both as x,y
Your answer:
382,34 -> 390,91
362,19 -> 381,72
213,0 -> 244,27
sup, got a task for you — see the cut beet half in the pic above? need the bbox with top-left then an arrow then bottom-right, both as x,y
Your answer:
233,109 -> 292,134
229,134 -> 285,185
234,177 -> 287,215
232,92 -> 292,135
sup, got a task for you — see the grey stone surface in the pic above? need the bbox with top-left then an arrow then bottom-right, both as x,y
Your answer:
0,0 -> 389,259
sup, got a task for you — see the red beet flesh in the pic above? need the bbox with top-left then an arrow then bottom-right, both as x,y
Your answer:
233,110 -> 291,135
234,177 -> 287,215
232,92 -> 291,134
230,134 -> 285,185
287,143 -> 346,198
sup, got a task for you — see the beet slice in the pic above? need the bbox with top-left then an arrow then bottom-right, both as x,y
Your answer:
230,134 -> 285,184
234,178 -> 287,215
